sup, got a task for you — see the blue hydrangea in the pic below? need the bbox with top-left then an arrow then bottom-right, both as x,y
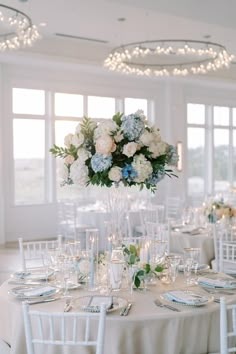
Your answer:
167,145 -> 179,165
122,164 -> 138,182
121,113 -> 145,141
147,168 -> 165,185
91,153 -> 112,172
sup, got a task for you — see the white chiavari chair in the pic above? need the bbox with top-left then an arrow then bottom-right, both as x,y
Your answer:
212,224 -> 236,273
219,240 -> 236,275
220,297 -> 236,354
22,302 -> 106,354
18,236 -> 62,271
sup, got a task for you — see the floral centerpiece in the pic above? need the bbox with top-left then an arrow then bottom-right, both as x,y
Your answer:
204,198 -> 236,223
50,110 -> 178,193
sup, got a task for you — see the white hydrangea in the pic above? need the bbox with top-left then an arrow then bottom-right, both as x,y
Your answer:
132,154 -> 153,183
94,121 -> 118,140
123,142 -> 138,157
95,135 -> 116,156
71,133 -> 84,147
70,160 -> 89,186
139,130 -> 154,146
149,141 -> 168,158
64,133 -> 74,147
108,166 -> 122,182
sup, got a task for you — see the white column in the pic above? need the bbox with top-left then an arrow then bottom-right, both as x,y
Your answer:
0,64 -> 5,244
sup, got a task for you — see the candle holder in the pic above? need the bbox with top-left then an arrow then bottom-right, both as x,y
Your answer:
86,228 -> 99,291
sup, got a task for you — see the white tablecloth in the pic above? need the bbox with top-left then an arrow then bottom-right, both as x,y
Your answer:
1,273 -> 234,354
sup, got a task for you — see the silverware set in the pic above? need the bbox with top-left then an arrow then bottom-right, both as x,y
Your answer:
120,302 -> 132,316
154,299 -> 181,312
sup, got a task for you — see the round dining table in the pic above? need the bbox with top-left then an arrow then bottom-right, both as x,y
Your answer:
0,271 -> 234,354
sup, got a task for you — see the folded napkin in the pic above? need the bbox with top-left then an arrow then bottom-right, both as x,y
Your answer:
198,277 -> 236,289
82,296 -> 113,312
14,271 -> 31,279
165,290 -> 208,305
22,286 -> 56,297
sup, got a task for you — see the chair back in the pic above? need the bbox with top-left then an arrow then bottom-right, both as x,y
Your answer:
212,224 -> 236,273
22,302 -> 106,354
220,297 -> 236,354
18,237 -> 62,271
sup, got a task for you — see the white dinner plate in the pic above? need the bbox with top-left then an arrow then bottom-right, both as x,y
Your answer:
160,290 -> 214,307
72,295 -> 128,313
8,285 -> 60,300
11,268 -> 54,281
198,277 -> 236,290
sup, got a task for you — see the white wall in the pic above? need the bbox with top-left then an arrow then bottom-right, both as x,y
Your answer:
1,55 -> 236,243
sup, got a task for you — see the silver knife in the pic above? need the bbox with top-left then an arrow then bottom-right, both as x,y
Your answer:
122,303 -> 132,316
27,297 -> 59,305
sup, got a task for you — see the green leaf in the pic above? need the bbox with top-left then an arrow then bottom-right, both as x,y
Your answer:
112,112 -> 123,126
155,265 -> 164,272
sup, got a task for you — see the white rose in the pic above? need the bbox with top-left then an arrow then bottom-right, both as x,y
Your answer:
95,135 -> 116,156
64,133 -> 74,147
114,130 -> 124,143
64,155 -> 75,165
71,133 -> 84,147
139,130 -> 153,146
135,109 -> 146,122
149,141 -> 168,158
123,142 -> 138,157
108,166 -> 122,182
151,127 -> 162,142
94,121 -> 118,139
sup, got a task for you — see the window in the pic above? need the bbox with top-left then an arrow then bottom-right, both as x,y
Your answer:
124,98 -> 147,115
13,119 -> 45,204
54,93 -> 83,117
87,96 -> 115,118
187,103 -> 236,199
11,88 -> 150,205
12,88 -> 46,205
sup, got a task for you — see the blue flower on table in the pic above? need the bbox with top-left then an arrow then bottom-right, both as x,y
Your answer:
91,153 -> 112,172
121,113 -> 145,141
122,164 -> 138,182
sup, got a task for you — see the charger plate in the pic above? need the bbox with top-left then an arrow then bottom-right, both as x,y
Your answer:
9,285 -> 60,300
160,290 -> 214,307
11,268 -> 54,281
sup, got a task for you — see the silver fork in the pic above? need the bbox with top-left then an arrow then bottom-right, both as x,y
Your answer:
154,299 -> 181,312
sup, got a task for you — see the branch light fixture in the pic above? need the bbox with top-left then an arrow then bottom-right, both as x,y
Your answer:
0,3 -> 40,52
104,39 -> 234,77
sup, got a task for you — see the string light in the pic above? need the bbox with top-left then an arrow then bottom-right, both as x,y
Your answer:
0,4 -> 40,52
104,39 -> 234,77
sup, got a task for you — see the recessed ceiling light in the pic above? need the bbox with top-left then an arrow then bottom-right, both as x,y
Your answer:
117,17 -> 126,22
39,22 -> 47,27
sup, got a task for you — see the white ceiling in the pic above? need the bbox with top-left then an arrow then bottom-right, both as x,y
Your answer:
1,0 -> 236,80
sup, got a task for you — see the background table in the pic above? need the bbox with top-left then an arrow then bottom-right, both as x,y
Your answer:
170,230 -> 215,266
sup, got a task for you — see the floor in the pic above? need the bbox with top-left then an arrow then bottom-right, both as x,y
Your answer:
0,244 -> 21,285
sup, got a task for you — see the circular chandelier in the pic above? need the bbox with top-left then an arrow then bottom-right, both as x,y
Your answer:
0,3 -> 40,51
104,39 -> 234,77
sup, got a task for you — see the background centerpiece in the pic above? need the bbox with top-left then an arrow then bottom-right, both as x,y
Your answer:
50,110 -> 178,191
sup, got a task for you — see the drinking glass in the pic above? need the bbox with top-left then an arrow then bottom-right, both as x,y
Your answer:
109,260 -> 125,291
184,258 -> 194,286
166,254 -> 181,283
